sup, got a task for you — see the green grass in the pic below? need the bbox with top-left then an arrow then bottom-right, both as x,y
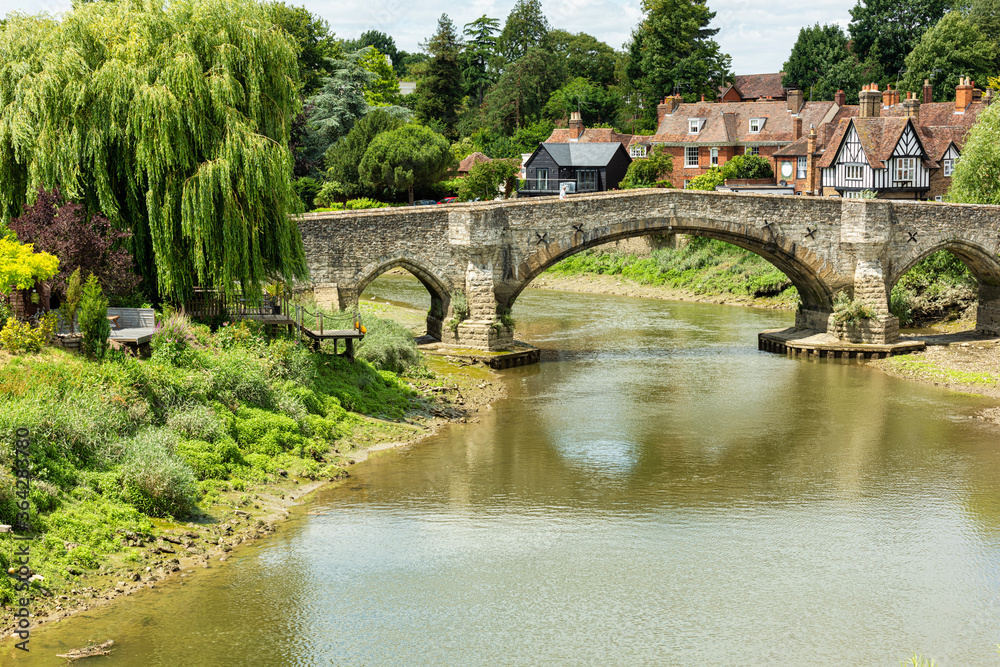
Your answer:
547,238 -> 798,303
883,357 -> 1000,387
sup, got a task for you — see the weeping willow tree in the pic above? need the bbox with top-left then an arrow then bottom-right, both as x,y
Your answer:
0,0 -> 308,301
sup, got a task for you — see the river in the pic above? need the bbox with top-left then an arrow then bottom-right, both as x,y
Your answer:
8,276 -> 1000,665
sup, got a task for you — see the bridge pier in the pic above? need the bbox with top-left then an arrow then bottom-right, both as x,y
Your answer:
976,283 -> 1000,335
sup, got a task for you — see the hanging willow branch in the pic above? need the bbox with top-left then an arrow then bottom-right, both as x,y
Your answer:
0,0 -> 308,300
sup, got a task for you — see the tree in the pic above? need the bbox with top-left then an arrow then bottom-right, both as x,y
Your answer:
62,268 -> 82,333
687,154 -> 773,191
964,0 -> 1000,46
624,0 -> 733,124
496,0 -> 550,64
358,125 -> 454,204
549,30 -> 618,88
358,47 -> 401,107
414,15 -> 463,138
545,78 -> 618,126
899,12 -> 997,101
949,102 -> 1000,204
345,30 -> 401,74
10,189 -> 140,298
483,48 -> 565,132
848,0 -> 949,79
620,146 -> 673,189
782,24 -> 851,99
462,15 -> 501,107
0,0 -> 307,302
812,50 -> 886,105
457,160 -> 521,201
325,109 -> 407,199
304,49 -> 375,167
0,237 -> 59,294
78,274 -> 110,360
269,3 -> 341,96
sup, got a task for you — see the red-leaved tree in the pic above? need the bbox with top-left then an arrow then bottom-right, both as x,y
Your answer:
10,189 -> 141,299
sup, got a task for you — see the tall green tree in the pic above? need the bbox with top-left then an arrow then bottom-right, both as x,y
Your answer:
325,109 -> 407,199
812,50 -> 886,105
358,124 -> 454,204
899,11 -> 996,101
269,3 -> 341,96
457,159 -> 520,201
545,78 -> 617,126
948,96 -> 1000,204
357,47 -> 401,107
624,0 -> 732,124
0,0 -> 307,301
344,30 -> 401,74
549,30 -> 618,88
483,47 -> 565,132
301,49 -> 374,173
848,0 -> 949,79
782,24 -> 851,99
462,15 -> 501,107
496,0 -> 550,64
414,14 -> 463,138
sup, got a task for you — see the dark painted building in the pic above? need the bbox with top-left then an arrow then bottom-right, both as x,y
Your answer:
521,142 -> 632,196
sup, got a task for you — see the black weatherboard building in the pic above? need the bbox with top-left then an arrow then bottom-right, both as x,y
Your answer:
522,143 -> 632,196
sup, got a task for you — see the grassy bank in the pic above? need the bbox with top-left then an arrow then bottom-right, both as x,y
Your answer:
546,238 -> 799,307
0,316 -> 480,630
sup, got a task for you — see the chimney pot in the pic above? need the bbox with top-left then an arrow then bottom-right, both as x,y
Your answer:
569,111 -> 583,138
835,89 -> 846,106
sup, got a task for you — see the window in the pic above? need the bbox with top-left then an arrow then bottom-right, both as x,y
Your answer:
578,170 -> 598,191
943,159 -> 954,177
688,119 -> 701,134
749,118 -> 763,133
935,196 -> 943,202
536,168 -> 548,191
895,157 -> 916,183
844,190 -> 863,199
685,146 -> 699,168
797,157 -> 807,179
630,144 -> 647,158
710,147 -> 719,166
846,164 -> 863,181
744,145 -> 759,156
683,179 -> 690,189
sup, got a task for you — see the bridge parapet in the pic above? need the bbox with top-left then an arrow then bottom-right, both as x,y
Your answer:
297,191 -> 1000,350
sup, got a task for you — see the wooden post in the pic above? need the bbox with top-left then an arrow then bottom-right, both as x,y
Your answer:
346,337 -> 354,360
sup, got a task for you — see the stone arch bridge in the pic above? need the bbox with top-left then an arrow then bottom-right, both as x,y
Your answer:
297,190 -> 1000,350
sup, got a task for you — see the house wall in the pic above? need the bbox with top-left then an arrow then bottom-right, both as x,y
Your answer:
524,148 -> 562,193
605,150 -> 632,189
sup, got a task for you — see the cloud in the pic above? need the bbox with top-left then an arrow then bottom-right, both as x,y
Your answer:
5,0 -> 856,74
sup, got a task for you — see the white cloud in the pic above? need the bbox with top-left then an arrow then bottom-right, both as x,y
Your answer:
4,0 -> 856,75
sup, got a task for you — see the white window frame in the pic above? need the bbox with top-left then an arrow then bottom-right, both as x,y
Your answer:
683,179 -> 690,189
536,168 -> 548,191
749,118 -> 763,133
688,119 -> 701,134
943,159 -> 954,177
895,157 -> 916,184
744,145 -> 759,156
685,146 -> 699,168
844,190 -> 863,199
629,144 -> 647,158
935,195 -> 943,202
797,157 -> 807,179
845,164 -> 863,181
710,147 -> 719,166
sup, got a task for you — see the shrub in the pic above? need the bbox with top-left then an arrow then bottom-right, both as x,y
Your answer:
118,428 -> 198,517
78,274 -> 111,359
356,316 -> 421,374
175,437 -> 244,480
44,497 -> 154,553
166,404 -> 223,442
151,311 -> 194,365
833,291 -> 877,324
215,319 -> 265,350
345,197 -> 390,210
268,338 -> 315,384
60,267 -> 83,333
232,407 -> 302,456
0,313 -> 56,353
210,349 -> 272,407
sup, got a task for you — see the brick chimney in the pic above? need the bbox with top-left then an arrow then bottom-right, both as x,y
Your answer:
985,88 -> 994,106
787,89 -> 804,114
793,116 -> 802,140
903,91 -> 920,122
923,79 -> 933,104
568,111 -> 583,139
882,85 -> 894,108
656,95 -> 681,124
835,89 -> 846,106
956,77 -> 974,112
859,83 -> 881,118
806,125 -> 818,194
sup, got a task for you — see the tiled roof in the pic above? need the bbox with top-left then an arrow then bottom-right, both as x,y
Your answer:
546,127 -> 634,147
772,136 -> 810,157
541,142 -> 627,167
457,152 -> 491,172
721,73 -> 787,100
651,100 -> 835,145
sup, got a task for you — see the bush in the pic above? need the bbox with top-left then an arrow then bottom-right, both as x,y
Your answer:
175,437 -> 243,480
78,274 -> 111,359
356,316 -> 421,374
0,313 -> 56,353
833,291 -> 876,324
151,311 -> 194,365
215,320 -> 265,350
232,407 -> 302,456
118,428 -> 198,517
345,197 -> 390,210
210,349 -> 272,407
166,404 -> 223,441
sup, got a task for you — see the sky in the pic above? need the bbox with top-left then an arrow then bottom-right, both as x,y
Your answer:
1,0 -> 858,75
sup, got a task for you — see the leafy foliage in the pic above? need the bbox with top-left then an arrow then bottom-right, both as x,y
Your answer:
357,46 -> 401,107
61,268 -> 83,334
782,24 -> 851,99
483,48 -> 565,132
949,101 -> 1000,205
355,317 -> 421,374
269,2 -> 341,96
358,124 -> 454,204
620,146 -> 674,189
325,110 -> 407,200
549,30 -> 618,88
496,0 -> 550,64
78,274 -> 110,360
0,237 -> 59,294
414,15 -> 463,138
848,0 -> 950,78
0,313 -> 56,353
899,12 -> 997,101
0,0 -> 308,301
10,189 -> 139,298
545,78 -> 618,126
457,159 -> 521,201
462,15 -> 501,107
687,154 -> 773,191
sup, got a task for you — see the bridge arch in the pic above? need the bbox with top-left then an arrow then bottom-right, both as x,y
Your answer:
354,258 -> 452,339
502,215 -> 844,317
889,239 -> 1000,289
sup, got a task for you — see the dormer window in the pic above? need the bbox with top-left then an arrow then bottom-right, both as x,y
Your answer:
749,118 -> 764,133
630,144 -> 647,158
688,119 -> 701,134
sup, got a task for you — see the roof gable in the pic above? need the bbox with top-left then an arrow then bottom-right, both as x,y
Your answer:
538,142 -> 628,167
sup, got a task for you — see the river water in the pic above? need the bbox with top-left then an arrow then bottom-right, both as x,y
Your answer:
7,276 -> 1000,665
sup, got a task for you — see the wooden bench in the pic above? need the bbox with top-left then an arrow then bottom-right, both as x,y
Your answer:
107,307 -> 156,344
